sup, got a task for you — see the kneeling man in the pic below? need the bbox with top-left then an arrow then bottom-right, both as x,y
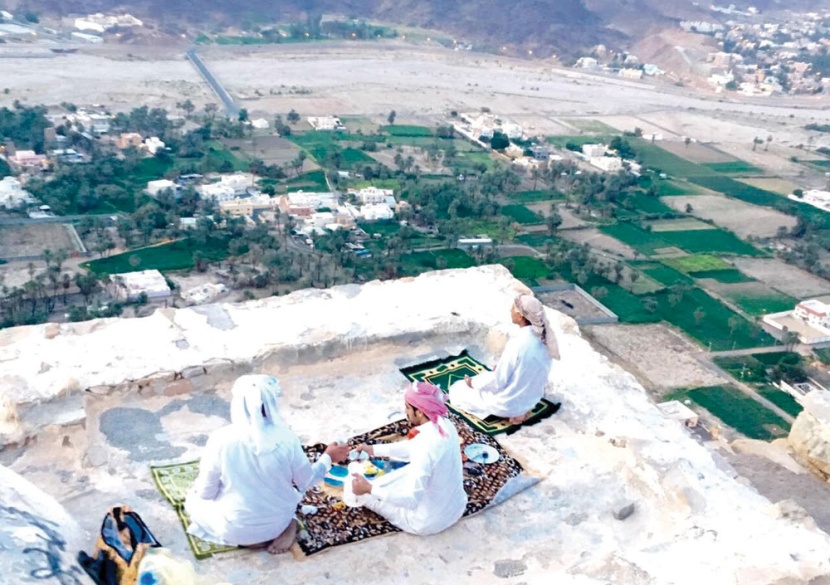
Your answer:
351,381 -> 467,535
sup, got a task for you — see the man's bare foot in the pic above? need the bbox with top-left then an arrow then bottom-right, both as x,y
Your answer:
508,412 -> 531,425
266,520 -> 297,555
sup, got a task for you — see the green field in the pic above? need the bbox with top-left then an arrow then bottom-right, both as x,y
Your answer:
515,233 -> 557,249
662,254 -> 732,274
545,135 -> 612,149
637,263 -> 693,286
510,190 -> 563,203
341,148 -> 376,166
501,256 -> 550,281
758,385 -> 804,417
381,125 -> 434,137
601,222 -> 758,257
714,355 -> 769,384
601,223 -> 667,255
656,287 -> 773,350
83,237 -> 230,274
692,269 -> 754,283
285,170 -> 329,192
632,141 -> 710,177
667,385 -> 790,440
501,204 -> 543,225
702,161 -> 763,175
624,192 -> 678,215
722,289 -> 797,316
655,180 -> 702,196
688,175 -> 781,207
658,229 -> 760,256
399,248 -> 475,274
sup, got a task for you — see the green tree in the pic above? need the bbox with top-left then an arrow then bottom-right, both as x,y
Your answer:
490,131 -> 509,151
387,110 -> 396,125
287,109 -> 300,124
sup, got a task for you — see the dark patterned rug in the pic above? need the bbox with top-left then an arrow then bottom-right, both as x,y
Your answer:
296,412 -> 536,556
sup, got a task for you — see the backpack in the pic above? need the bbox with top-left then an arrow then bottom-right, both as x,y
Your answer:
77,505 -> 161,585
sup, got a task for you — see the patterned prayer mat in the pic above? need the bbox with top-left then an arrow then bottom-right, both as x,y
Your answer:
150,413 -> 537,559
150,461 -> 238,560
400,350 -> 560,435
297,412 -> 536,556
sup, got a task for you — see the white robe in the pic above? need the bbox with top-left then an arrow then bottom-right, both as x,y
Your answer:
360,417 -> 467,535
449,326 -> 552,419
185,425 -> 331,546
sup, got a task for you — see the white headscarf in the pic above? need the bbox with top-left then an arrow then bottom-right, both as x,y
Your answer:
230,374 -> 287,454
514,294 -> 561,360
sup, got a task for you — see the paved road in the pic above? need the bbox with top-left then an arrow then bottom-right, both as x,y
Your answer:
186,48 -> 239,118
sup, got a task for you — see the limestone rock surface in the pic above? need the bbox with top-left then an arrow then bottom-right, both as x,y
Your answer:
0,464 -> 93,584
2,265 -> 830,584
789,390 -> 830,482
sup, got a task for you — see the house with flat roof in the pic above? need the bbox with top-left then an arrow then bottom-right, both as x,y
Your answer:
109,270 -> 171,302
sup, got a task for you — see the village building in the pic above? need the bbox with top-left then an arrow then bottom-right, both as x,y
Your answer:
109,270 -> 171,302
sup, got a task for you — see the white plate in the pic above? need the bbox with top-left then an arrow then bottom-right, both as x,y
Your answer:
464,443 -> 500,464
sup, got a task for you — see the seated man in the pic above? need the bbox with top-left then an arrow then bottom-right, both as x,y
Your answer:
185,374 -> 350,554
448,293 -> 560,424
351,381 -> 467,536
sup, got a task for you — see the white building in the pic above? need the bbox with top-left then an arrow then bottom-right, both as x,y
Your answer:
219,194 -> 277,217
110,270 -> 171,302
75,13 -> 143,33
280,191 -> 338,215
181,283 -> 227,306
250,118 -> 270,130
349,186 -> 395,205
359,203 -> 395,221
581,144 -> 607,158
457,236 -> 493,249
144,137 -> 165,155
589,156 -> 624,173
575,57 -> 598,69
656,401 -> 699,428
794,300 -> 830,329
146,179 -> 177,197
0,176 -> 35,208
197,174 -> 254,202
619,68 -> 644,80
307,116 -> 344,131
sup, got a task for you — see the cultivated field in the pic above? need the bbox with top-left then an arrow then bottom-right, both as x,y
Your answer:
645,217 -> 713,232
585,323 -> 729,393
0,224 -> 79,260
223,136 -> 305,167
560,228 -> 637,259
706,281 -> 797,316
660,194 -> 797,238
739,177 -> 800,196
658,141 -> 736,164
730,258 -> 830,299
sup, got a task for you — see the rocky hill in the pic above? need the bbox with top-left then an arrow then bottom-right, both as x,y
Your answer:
12,0 -> 830,56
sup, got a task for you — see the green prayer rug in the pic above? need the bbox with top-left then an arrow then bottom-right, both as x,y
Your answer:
400,350 -> 560,436
150,461 -> 238,560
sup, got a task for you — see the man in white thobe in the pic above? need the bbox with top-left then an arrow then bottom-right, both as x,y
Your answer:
185,375 -> 350,554
449,293 -> 560,423
351,381 -> 467,535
